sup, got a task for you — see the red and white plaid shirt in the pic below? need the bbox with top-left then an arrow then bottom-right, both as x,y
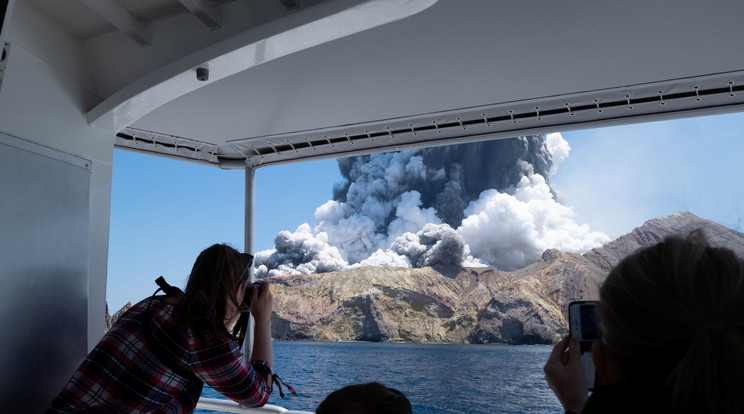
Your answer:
47,296 -> 273,413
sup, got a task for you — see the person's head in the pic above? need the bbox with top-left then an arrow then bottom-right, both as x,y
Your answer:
175,244 -> 253,335
316,382 -> 412,414
595,230 -> 744,412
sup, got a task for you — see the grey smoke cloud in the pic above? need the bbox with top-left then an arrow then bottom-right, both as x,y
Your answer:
333,135 -> 554,228
254,134 -> 608,277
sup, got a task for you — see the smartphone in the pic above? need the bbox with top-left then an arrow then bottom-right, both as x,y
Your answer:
568,301 -> 602,390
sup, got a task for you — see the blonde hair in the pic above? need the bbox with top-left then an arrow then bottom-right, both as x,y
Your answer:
598,231 -> 744,413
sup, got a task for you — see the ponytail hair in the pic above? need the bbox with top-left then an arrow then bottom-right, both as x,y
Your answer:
598,230 -> 744,413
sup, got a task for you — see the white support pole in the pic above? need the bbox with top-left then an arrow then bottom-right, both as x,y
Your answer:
244,166 -> 255,360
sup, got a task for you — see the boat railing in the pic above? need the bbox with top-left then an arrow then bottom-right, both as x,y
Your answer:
196,398 -> 314,414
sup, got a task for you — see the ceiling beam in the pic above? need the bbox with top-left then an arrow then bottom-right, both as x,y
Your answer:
242,0 -> 299,11
278,0 -> 300,11
79,0 -> 149,46
178,0 -> 220,29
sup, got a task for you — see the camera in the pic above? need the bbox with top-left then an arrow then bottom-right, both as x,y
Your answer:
568,301 -> 602,390
242,281 -> 263,307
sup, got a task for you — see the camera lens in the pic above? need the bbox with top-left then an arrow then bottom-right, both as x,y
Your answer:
242,281 -> 262,307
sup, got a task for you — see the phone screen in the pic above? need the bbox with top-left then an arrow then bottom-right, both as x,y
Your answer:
569,301 -> 602,390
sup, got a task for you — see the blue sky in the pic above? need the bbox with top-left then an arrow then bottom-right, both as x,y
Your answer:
106,112 -> 744,312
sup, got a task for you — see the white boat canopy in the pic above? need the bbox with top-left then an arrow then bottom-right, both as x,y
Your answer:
13,0 -> 744,169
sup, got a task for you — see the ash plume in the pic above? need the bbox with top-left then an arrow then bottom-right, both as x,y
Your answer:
254,134 -> 609,277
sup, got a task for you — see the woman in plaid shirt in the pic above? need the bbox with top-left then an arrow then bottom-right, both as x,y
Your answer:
47,244 -> 276,413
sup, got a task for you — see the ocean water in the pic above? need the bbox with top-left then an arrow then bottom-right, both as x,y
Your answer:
197,341 -> 563,414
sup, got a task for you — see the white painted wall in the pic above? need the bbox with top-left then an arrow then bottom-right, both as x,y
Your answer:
0,1 -> 115,408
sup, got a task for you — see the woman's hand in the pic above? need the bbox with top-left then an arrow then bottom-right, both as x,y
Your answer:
249,281 -> 274,324
544,335 -> 588,413
249,281 -> 274,368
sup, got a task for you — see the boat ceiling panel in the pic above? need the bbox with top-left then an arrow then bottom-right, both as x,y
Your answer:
26,0 -> 744,169
124,0 -> 744,168
25,0 -> 217,39
26,0 -> 114,39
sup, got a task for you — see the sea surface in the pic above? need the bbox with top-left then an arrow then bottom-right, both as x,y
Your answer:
196,341 -> 563,414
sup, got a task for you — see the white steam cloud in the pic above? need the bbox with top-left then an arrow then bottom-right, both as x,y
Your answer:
254,134 -> 609,277
458,173 -> 609,270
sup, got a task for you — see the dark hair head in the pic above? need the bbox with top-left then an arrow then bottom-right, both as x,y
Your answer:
598,230 -> 744,412
174,244 -> 252,338
316,382 -> 412,414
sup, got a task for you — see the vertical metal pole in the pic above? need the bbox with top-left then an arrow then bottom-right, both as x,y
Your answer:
243,166 -> 255,360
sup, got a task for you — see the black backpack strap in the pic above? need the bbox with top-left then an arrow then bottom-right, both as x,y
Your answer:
143,277 -> 203,385
155,275 -> 184,297
231,312 -> 250,349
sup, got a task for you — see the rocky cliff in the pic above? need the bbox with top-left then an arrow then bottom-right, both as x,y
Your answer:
269,249 -> 603,345
105,301 -> 131,331
583,211 -> 744,272
268,212 -> 744,344
106,212 -> 744,343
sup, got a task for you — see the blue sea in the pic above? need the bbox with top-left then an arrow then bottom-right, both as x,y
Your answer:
196,341 -> 563,414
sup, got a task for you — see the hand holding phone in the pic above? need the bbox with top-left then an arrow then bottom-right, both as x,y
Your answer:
544,335 -> 589,412
568,301 -> 602,391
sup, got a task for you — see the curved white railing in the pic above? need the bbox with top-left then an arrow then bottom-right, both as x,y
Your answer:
196,398 -> 314,414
